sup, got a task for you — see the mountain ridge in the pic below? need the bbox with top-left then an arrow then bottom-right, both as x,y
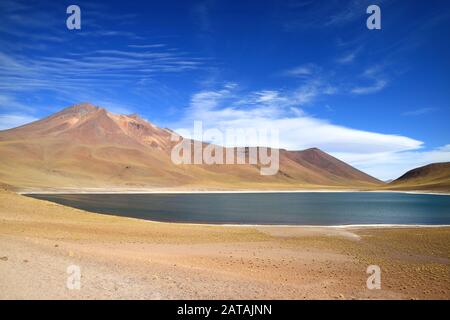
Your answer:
0,103 -> 382,190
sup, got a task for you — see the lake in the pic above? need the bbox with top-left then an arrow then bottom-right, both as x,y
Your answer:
26,192 -> 450,226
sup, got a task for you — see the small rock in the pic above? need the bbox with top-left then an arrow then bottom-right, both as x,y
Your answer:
0,256 -> 8,261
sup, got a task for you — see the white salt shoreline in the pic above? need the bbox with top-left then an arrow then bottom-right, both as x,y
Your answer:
216,223 -> 450,228
143,220 -> 450,229
19,188 -> 450,196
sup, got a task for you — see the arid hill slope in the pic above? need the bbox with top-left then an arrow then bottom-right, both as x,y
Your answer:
0,103 -> 381,190
388,162 -> 450,192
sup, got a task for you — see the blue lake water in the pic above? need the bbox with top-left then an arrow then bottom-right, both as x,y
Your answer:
27,192 -> 450,226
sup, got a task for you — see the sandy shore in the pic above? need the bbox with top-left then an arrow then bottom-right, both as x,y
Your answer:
0,189 -> 449,299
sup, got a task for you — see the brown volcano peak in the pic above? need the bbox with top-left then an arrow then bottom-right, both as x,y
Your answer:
59,103 -> 100,115
127,113 -> 141,119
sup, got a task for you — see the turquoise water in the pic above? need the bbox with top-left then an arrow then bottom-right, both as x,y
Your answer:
27,192 -> 450,226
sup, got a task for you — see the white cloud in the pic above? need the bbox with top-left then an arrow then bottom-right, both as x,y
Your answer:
351,79 -> 387,95
289,107 -> 305,117
337,50 -> 358,64
350,64 -> 389,95
253,90 -> 280,103
283,63 -> 317,77
0,94 -> 35,113
282,63 -> 340,102
0,114 -> 38,130
333,145 -> 450,180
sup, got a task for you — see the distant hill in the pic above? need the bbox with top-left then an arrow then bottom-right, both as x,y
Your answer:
388,162 -> 450,192
0,103 -> 381,190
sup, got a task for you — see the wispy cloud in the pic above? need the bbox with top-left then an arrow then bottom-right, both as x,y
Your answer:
283,0 -> 383,31
0,0 -> 207,125
80,30 -> 141,38
0,48 -> 203,97
281,63 -> 340,104
0,12 -> 204,115
351,65 -> 389,95
0,113 -> 38,130
283,59 -> 388,98
0,94 -> 35,113
325,0 -> 377,27
351,79 -> 387,95
402,107 -> 437,116
336,48 -> 360,64
283,63 -> 317,77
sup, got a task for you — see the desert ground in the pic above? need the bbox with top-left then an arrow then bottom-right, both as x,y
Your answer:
0,188 -> 449,300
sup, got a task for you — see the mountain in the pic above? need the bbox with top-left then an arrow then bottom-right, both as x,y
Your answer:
0,103 -> 381,190
388,162 -> 450,191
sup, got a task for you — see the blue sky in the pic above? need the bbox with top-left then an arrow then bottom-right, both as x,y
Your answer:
0,0 -> 449,180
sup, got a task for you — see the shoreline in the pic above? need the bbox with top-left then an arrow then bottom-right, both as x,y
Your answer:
18,188 -> 450,196
161,222 -> 450,229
